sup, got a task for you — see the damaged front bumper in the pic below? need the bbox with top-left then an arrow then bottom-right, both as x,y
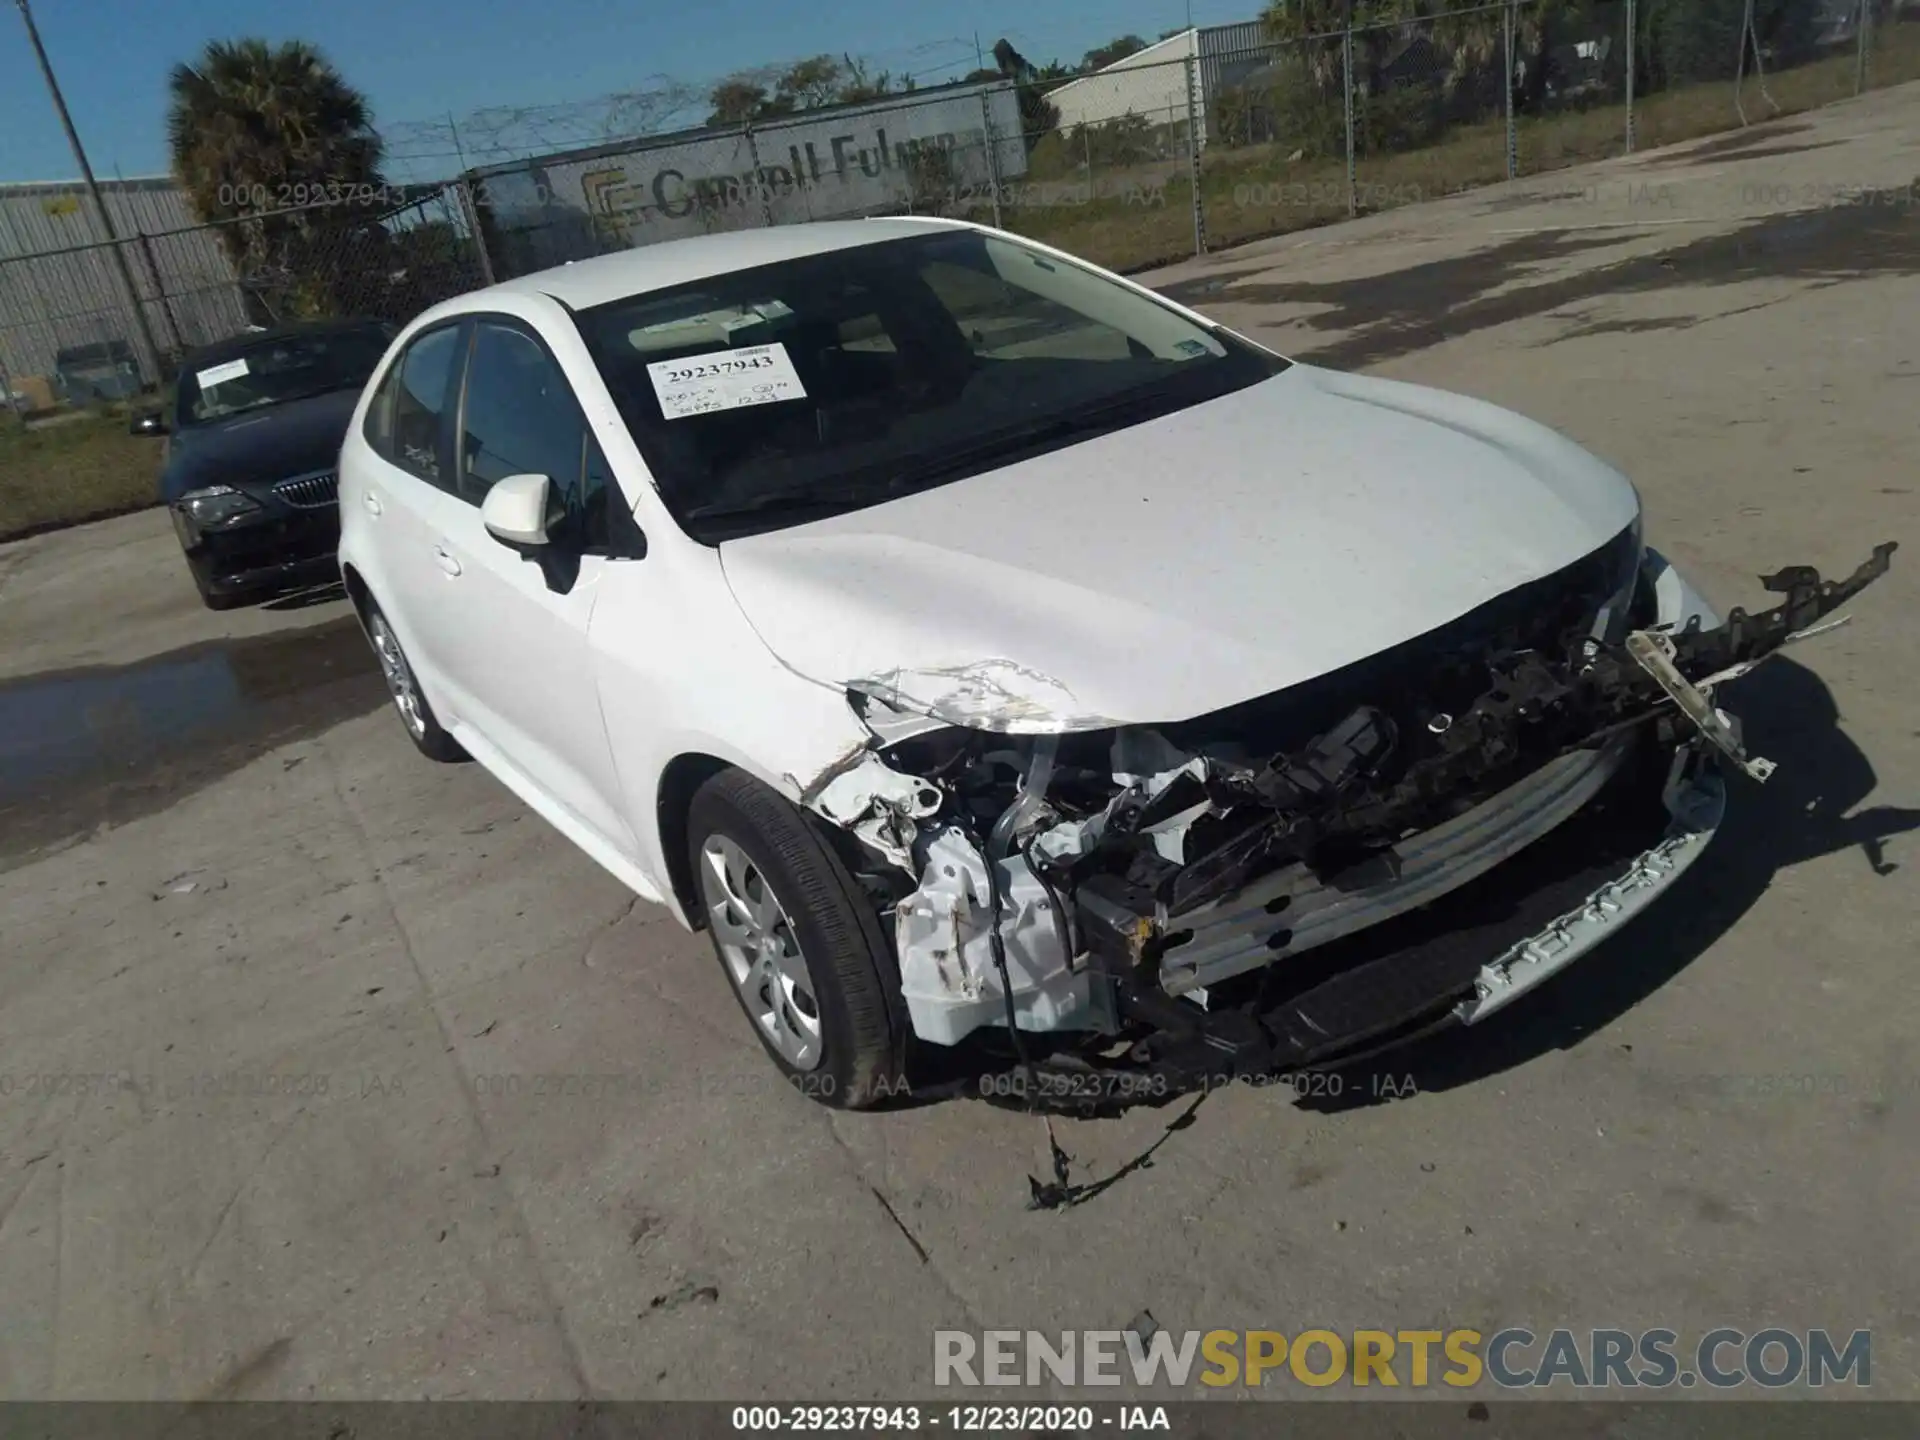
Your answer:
807,538 -> 1894,1087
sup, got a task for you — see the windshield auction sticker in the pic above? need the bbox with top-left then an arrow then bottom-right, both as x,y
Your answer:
195,357 -> 251,389
646,343 -> 806,420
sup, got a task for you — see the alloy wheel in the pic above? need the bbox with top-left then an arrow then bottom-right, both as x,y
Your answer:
368,614 -> 427,740
698,834 -> 823,1070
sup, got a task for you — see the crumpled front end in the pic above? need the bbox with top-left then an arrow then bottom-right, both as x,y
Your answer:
800,536 -> 1896,1086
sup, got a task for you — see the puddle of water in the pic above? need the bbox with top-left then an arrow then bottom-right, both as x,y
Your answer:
0,616 -> 386,866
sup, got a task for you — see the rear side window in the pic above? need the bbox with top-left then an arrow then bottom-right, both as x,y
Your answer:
365,324 -> 463,485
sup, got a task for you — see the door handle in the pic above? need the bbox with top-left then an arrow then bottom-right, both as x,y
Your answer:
362,491 -> 383,517
433,546 -> 462,577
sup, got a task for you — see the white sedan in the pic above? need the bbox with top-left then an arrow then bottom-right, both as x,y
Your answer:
336,217 -> 1892,1108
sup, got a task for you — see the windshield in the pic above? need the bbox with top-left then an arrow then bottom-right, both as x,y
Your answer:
574,230 -> 1286,541
177,326 -> 391,426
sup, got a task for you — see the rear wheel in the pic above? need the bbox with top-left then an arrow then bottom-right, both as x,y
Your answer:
687,769 -> 906,1109
366,607 -> 466,762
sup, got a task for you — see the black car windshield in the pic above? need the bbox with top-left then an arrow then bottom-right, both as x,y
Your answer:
574,230 -> 1287,541
57,341 -> 136,373
177,326 -> 391,426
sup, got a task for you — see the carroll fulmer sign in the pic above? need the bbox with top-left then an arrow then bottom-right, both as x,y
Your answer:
491,82 -> 1028,262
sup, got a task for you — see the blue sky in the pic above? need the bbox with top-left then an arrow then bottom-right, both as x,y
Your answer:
2,0 -> 1256,185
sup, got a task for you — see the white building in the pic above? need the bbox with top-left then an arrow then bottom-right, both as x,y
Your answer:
0,176 -> 249,388
1045,30 -> 1207,147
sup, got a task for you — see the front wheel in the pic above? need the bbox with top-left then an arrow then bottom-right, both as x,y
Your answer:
687,769 -> 907,1109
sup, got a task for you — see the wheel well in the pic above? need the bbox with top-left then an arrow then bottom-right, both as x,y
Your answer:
340,563 -> 374,633
657,753 -> 733,930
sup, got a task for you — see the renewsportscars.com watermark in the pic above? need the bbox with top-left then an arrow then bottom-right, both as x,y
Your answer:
933,1328 -> 1871,1390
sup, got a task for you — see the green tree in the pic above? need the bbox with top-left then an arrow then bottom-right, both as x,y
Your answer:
776,54 -> 847,108
707,75 -> 777,124
705,54 -> 910,125
1262,0 -> 1409,93
1082,34 -> 1150,70
166,38 -> 388,319
990,38 -> 1063,146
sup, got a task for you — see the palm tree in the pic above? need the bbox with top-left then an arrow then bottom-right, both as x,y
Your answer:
1263,0 -> 1413,94
167,39 -> 388,318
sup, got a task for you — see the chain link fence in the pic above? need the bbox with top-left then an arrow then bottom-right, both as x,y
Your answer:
465,81 -> 1029,276
1,183 -> 487,414
3,10 -> 1917,417
451,3 -> 1909,284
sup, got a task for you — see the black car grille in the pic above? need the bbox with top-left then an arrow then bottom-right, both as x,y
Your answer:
271,470 -> 339,509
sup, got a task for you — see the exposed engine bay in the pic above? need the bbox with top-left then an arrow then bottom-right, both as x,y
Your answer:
801,536 -> 1897,1095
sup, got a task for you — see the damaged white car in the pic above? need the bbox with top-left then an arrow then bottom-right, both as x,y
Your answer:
336,217 -> 1894,1109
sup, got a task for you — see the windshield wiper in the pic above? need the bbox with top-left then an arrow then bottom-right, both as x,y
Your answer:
684,482 -> 894,523
872,387 -> 1176,491
685,385 -> 1184,526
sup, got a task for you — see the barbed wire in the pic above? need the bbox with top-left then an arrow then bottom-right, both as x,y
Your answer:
377,41 -> 999,184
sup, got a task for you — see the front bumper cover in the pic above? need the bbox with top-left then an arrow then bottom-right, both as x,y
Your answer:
174,501 -> 339,595
1051,545 -> 1889,1092
866,540 -> 1894,1100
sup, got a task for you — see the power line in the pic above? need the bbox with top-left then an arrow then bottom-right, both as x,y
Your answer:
12,0 -> 168,380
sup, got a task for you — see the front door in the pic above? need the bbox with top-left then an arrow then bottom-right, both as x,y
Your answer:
430,317 -> 637,858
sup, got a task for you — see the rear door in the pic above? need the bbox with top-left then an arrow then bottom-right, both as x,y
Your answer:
427,316 -> 637,856
355,319 -> 470,695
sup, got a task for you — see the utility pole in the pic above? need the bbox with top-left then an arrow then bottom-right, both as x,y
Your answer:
14,0 -> 166,387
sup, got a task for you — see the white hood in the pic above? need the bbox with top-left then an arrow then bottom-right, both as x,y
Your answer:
717,364 -> 1640,732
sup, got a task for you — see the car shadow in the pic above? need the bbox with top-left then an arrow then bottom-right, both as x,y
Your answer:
261,580 -> 348,611
1296,656 -> 1919,1113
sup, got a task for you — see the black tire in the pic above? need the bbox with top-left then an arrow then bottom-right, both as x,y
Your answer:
687,768 -> 907,1109
364,603 -> 467,762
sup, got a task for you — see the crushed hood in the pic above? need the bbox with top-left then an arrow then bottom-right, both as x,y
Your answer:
717,364 -> 1641,731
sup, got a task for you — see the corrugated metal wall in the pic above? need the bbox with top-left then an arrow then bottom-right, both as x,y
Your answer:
1198,19 -> 1283,116
0,177 -> 250,389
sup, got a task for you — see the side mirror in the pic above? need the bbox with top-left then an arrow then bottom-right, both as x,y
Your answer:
481,472 -> 553,548
129,411 -> 167,437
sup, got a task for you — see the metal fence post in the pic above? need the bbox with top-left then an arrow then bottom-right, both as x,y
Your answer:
1854,0 -> 1869,92
0,349 -> 25,418
743,124 -> 776,228
1625,0 -> 1637,153
1504,0 -> 1518,179
1343,9 -> 1358,218
1185,54 -> 1207,258
979,91 -> 1005,230
133,228 -> 183,360
454,178 -> 496,286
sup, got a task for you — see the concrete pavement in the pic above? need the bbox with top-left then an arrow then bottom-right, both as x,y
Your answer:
1,83 -> 1916,1401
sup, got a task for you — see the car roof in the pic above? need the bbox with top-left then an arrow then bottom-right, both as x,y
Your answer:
482,217 -> 970,312
180,318 -> 389,371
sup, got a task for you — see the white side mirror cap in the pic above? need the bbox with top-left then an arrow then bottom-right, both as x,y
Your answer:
481,473 -> 552,547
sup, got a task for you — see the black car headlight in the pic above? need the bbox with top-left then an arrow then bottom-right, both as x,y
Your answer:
179,485 -> 262,528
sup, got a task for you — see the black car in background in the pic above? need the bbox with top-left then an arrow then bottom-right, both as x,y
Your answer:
134,320 -> 392,609
54,339 -> 145,404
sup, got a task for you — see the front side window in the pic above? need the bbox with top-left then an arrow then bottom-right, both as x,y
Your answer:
458,323 -> 582,504
574,229 -> 1286,542
177,325 -> 391,426
457,320 -> 608,547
